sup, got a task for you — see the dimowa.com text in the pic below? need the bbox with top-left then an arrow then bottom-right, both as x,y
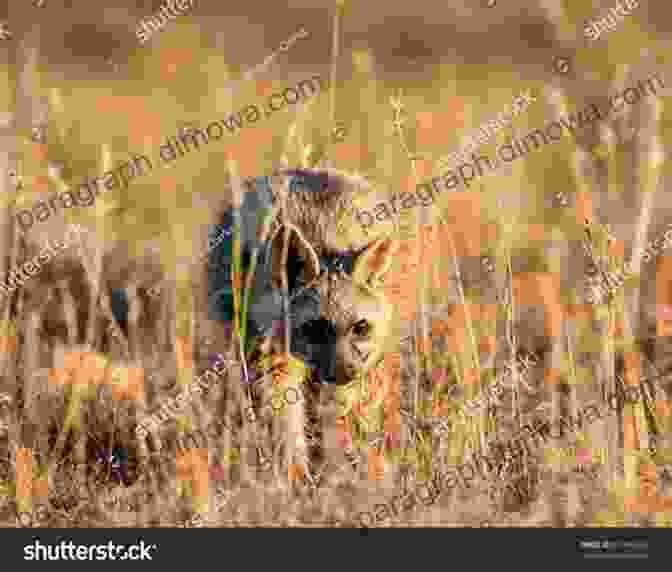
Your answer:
356,72 -> 664,230
356,374 -> 662,527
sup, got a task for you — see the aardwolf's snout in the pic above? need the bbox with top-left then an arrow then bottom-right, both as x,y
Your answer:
291,317 -> 338,383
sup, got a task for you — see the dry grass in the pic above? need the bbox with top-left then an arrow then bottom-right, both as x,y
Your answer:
2,10 -> 672,529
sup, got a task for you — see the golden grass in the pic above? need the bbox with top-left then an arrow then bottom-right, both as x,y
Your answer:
226,80 -> 278,178
48,348 -> 146,404
511,272 -> 563,338
32,474 -> 50,504
175,335 -> 194,371
7,22 -> 670,526
14,446 -> 34,513
49,349 -> 105,388
108,364 -> 146,403
175,447 -> 210,511
656,254 -> 672,336
414,103 -> 465,148
95,94 -> 164,150
0,332 -> 17,357
158,45 -> 196,82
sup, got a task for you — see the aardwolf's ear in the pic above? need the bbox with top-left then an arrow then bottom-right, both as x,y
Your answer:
352,237 -> 398,289
269,224 -> 321,290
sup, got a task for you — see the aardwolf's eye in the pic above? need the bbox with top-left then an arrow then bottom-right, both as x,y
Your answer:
352,319 -> 371,337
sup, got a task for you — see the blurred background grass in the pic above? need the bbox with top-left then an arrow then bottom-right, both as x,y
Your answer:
3,0 -> 672,526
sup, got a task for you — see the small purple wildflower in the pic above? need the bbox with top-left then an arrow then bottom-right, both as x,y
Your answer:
271,319 -> 285,338
657,304 -> 672,321
575,447 -> 593,467
209,463 -> 226,482
96,446 -> 129,484
208,353 -> 226,370
242,366 -> 259,385
384,431 -> 401,451
431,367 -> 449,386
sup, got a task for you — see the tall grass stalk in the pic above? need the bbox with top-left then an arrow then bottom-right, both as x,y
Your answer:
444,216 -> 485,452
227,159 -> 247,379
621,101 -> 664,511
326,1 -> 345,166
389,90 -> 423,482
240,202 -> 280,355
227,158 -> 268,484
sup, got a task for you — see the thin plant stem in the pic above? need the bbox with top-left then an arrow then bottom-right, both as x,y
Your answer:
227,159 -> 267,475
326,1 -> 344,166
444,216 -> 481,384
281,226 -> 291,357
390,90 -> 434,480
240,202 -> 281,355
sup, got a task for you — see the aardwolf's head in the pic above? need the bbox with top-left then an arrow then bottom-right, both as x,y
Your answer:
253,225 -> 398,385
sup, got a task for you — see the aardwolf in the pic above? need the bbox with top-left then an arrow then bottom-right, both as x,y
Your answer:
204,167 -> 398,483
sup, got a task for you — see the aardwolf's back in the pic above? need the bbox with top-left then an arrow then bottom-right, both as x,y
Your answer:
205,168 -> 390,332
